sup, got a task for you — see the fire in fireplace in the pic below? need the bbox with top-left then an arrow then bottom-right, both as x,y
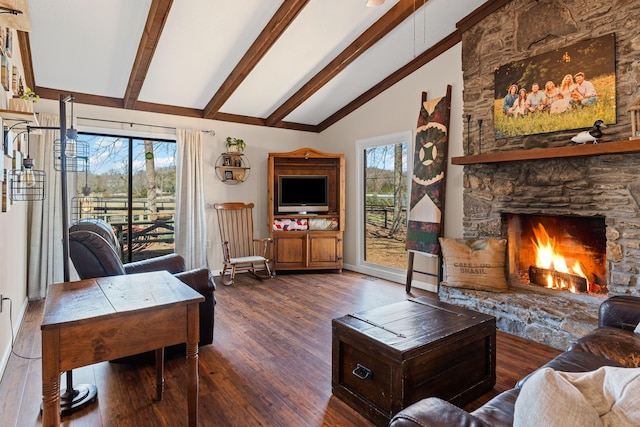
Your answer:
507,214 -> 607,294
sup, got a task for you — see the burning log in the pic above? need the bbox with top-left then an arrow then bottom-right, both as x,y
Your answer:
528,266 -> 588,293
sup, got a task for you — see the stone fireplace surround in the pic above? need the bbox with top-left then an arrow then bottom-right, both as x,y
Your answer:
439,153 -> 640,350
441,0 -> 640,350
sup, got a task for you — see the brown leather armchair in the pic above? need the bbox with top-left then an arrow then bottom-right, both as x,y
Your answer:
68,219 -> 215,359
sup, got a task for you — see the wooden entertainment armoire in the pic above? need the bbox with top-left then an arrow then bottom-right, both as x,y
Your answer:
267,148 -> 345,272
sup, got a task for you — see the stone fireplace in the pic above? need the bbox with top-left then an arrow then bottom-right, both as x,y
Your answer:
440,0 -> 640,349
439,154 -> 638,349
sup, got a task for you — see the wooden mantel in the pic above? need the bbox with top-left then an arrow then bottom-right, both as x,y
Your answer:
452,138 -> 640,165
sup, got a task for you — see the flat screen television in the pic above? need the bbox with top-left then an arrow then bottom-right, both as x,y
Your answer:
278,175 -> 329,214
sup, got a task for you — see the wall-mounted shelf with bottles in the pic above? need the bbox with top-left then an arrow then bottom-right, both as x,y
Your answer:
215,152 -> 250,184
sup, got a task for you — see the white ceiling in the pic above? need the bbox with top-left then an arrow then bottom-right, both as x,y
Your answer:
23,0 -> 488,131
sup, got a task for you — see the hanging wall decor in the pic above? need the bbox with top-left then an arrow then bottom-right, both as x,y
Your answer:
2,170 -> 10,212
1,54 -> 8,91
5,28 -> 11,58
405,86 -> 452,256
11,65 -> 17,92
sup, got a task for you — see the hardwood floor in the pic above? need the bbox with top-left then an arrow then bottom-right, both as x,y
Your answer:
0,271 -> 561,426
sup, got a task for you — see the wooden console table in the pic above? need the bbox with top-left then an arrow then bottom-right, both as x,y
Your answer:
41,271 -> 203,427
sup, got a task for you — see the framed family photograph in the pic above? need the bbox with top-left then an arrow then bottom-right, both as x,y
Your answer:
494,33 -> 616,139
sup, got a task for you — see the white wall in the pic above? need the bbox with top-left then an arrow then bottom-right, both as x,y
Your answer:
0,28 -> 31,380
318,43 -> 465,291
0,191 -> 28,379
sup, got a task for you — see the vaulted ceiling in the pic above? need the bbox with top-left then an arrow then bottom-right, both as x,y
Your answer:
16,0 -> 502,133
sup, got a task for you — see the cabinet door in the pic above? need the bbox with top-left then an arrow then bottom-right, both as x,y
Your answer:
308,232 -> 342,268
273,232 -> 307,269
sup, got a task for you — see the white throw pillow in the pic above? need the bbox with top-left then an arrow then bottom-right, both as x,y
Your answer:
514,366 -> 640,427
635,322 -> 640,335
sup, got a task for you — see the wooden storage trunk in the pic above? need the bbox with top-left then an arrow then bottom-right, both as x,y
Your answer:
332,296 -> 496,426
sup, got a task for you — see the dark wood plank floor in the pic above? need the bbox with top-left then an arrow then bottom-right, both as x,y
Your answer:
0,271 -> 561,426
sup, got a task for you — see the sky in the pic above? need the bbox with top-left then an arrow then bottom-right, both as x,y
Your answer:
82,134 -> 175,175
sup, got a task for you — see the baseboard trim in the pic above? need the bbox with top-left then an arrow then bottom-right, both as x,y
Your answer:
343,263 -> 436,292
0,297 -> 29,382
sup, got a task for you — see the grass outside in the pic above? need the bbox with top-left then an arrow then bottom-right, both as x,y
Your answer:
365,211 -> 408,270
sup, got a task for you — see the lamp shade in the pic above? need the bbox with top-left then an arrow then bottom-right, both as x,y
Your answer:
9,162 -> 46,201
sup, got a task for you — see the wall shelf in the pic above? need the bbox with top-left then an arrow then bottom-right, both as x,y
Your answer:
0,109 -> 41,134
451,138 -> 640,165
215,152 -> 250,184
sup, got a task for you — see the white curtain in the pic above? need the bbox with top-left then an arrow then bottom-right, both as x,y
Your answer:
175,129 -> 208,269
27,113 -> 67,299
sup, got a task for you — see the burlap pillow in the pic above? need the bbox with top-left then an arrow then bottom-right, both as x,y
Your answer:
439,238 -> 508,292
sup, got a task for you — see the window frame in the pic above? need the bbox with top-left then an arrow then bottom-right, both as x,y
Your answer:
78,131 -> 177,263
355,130 -> 413,283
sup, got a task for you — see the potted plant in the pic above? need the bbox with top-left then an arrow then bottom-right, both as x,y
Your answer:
226,137 -> 246,153
21,87 -> 40,103
9,84 -> 39,112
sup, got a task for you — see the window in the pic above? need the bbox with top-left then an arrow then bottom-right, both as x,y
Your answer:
76,133 -> 176,263
356,131 -> 412,282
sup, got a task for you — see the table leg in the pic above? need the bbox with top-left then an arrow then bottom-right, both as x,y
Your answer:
155,348 -> 164,401
187,304 -> 199,427
187,342 -> 198,427
41,329 -> 61,427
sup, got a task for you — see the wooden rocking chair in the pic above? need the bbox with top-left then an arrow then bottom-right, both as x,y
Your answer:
213,202 -> 274,285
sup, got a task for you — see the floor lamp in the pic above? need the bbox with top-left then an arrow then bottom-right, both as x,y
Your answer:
54,95 -> 98,414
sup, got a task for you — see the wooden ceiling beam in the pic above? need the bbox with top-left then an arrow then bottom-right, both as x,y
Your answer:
36,87 -> 124,109
317,31 -> 460,132
203,0 -> 310,120
17,31 -> 34,90
315,0 -> 508,131
123,0 -> 173,110
34,85 -> 320,133
265,0 -> 427,126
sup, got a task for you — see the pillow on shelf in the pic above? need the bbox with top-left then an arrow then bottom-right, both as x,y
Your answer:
439,238 -> 508,292
514,366 -> 640,427
272,218 -> 308,231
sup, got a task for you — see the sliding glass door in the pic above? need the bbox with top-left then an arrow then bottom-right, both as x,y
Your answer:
77,133 -> 176,262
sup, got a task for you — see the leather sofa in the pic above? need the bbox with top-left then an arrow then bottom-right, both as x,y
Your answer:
390,295 -> 640,427
68,219 -> 216,356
